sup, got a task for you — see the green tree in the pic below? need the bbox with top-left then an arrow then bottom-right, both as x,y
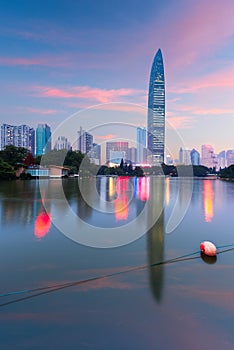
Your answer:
0,159 -> 16,179
220,165 -> 234,179
0,145 -> 28,167
64,150 -> 84,173
134,166 -> 144,177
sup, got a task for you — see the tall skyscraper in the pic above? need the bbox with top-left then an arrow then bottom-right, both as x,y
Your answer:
137,127 -> 147,164
190,148 -> 200,165
77,127 -> 93,154
106,142 -> 128,164
36,124 -> 51,156
147,48 -> 165,164
1,123 -> 35,154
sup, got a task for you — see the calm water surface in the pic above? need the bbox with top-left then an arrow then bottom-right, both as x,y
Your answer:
0,177 -> 234,350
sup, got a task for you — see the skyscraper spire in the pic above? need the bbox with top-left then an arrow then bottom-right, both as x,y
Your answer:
147,49 -> 165,164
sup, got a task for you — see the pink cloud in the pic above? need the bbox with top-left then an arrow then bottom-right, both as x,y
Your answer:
31,85 -> 145,104
166,0 -> 234,68
169,65 -> 234,93
129,0 -> 234,74
0,55 -> 71,68
96,134 -> 117,140
96,103 -> 147,114
18,107 -> 59,115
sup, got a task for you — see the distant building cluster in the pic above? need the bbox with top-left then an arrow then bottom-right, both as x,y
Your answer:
169,145 -> 234,169
1,123 -> 51,157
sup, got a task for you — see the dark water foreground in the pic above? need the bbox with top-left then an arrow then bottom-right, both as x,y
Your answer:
0,177 -> 234,350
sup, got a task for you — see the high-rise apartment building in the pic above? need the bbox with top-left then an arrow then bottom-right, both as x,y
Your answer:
217,151 -> 226,169
90,143 -> 101,165
128,147 -> 137,163
137,127 -> 147,164
1,123 -> 35,154
106,142 -> 128,163
201,144 -> 217,169
190,148 -> 200,165
54,136 -> 71,151
77,127 -> 93,154
147,48 -> 165,164
36,124 -> 51,156
179,147 -> 191,165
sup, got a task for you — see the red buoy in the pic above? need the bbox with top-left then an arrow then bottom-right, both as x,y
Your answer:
200,241 -> 217,256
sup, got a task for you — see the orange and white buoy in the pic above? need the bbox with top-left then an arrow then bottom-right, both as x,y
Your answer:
200,241 -> 217,256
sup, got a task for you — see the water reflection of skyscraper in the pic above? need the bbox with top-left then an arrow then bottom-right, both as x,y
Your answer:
147,177 -> 165,303
62,178 -> 92,220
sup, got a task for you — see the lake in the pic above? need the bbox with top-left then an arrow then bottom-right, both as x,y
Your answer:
0,177 -> 234,350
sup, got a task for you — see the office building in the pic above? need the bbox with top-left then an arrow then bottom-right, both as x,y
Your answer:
201,144 -> 217,169
1,123 -> 35,155
179,147 -> 191,165
217,151 -> 226,169
36,124 -> 51,156
106,141 -> 128,164
166,154 -> 173,165
147,48 -> 165,164
54,136 -> 71,151
77,127 -> 93,154
190,148 -> 200,165
90,143 -> 101,165
128,147 -> 137,163
137,127 -> 147,164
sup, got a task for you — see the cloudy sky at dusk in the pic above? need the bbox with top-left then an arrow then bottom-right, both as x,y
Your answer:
0,0 -> 234,156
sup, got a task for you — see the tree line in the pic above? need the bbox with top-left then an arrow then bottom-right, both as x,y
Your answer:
1,145 -> 234,180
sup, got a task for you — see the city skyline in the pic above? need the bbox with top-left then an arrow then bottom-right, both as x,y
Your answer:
1,120 -> 234,168
0,1 -> 234,155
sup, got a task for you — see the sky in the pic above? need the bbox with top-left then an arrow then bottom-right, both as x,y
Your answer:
0,0 -> 234,156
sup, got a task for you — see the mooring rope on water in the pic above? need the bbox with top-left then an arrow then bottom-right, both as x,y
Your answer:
0,250 -> 201,299
1,243 -> 233,303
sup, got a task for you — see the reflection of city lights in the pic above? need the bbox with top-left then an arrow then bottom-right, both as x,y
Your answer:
108,177 -> 115,199
135,177 -> 149,201
165,177 -> 170,205
114,198 -> 128,220
114,177 -> 129,221
203,181 -> 214,222
138,177 -> 149,201
34,212 -> 51,239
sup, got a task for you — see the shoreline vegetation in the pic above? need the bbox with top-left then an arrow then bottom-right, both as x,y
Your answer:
0,145 -> 234,180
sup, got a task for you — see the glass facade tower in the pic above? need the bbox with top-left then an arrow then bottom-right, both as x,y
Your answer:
147,49 -> 165,164
36,124 -> 51,156
137,127 -> 147,164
